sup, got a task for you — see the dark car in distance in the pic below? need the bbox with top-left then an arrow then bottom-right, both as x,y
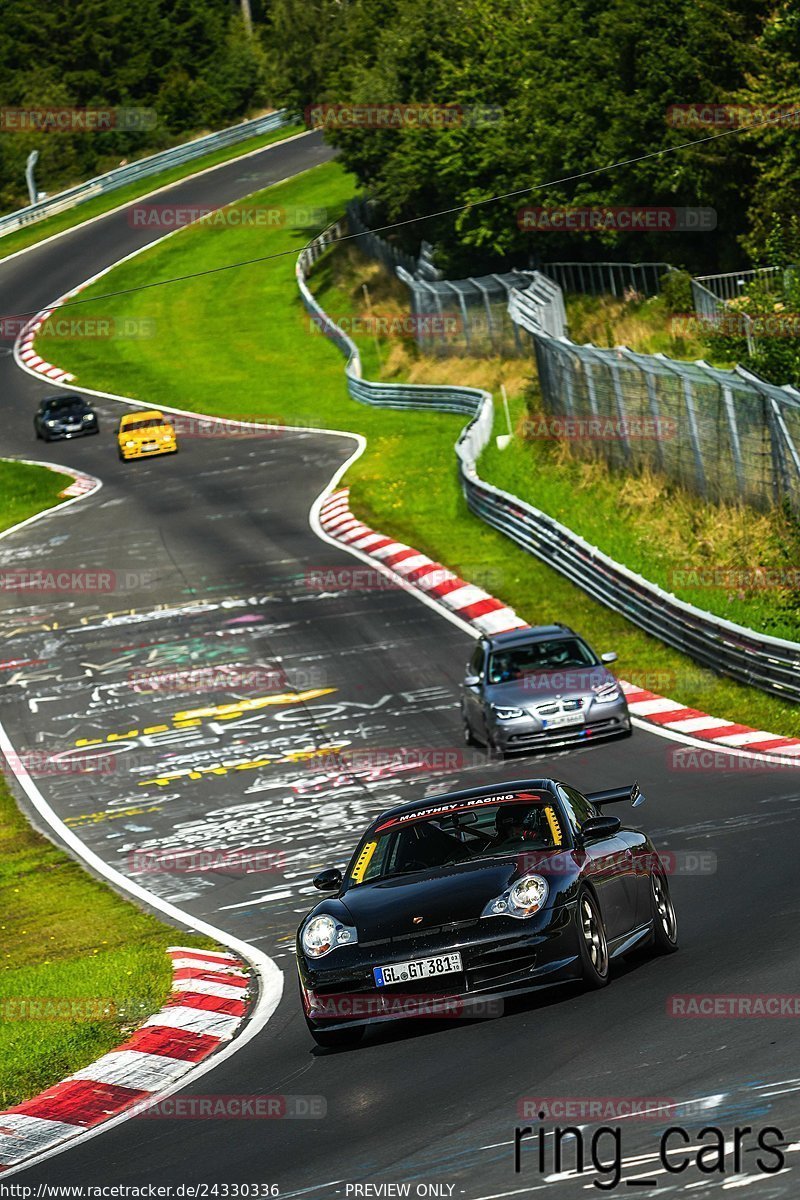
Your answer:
34,394 -> 99,441
297,778 -> 677,1047
461,624 -> 631,754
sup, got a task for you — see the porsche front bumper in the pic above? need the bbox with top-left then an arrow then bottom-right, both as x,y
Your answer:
298,904 -> 581,1031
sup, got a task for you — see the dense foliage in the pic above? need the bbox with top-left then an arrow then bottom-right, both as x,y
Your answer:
0,0 -> 268,212
262,0 -> 798,276
5,0 -> 800,360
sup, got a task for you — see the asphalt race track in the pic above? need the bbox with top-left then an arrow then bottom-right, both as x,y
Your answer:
2,130 -> 800,1198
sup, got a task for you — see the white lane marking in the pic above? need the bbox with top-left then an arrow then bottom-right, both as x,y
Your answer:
0,128 -> 315,270
722,1172 -> 792,1189
0,457 -> 285,1173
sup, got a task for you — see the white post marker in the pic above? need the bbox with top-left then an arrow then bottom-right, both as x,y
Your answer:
496,383 -> 514,449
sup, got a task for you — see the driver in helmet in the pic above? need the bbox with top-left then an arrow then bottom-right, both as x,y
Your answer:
491,802 -> 552,850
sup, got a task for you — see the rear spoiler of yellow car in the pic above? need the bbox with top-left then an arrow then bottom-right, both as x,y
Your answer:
584,781 -> 645,808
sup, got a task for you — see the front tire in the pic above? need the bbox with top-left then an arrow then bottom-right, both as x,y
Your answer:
576,888 -> 610,988
649,870 -> 678,954
462,711 -> 478,747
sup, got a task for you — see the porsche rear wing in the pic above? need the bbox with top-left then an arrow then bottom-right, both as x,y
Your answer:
584,781 -> 645,808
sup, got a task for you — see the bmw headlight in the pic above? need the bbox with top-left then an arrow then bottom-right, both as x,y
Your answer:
82,413 -> 94,422
592,682 -> 621,704
482,874 -> 549,920
45,419 -> 58,426
301,914 -> 358,959
493,705 -> 524,720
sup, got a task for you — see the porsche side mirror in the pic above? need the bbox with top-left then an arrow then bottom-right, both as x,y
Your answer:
313,867 -> 343,891
600,651 -> 618,664
580,814 -> 622,840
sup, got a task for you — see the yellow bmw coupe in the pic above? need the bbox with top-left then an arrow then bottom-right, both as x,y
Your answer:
117,410 -> 178,461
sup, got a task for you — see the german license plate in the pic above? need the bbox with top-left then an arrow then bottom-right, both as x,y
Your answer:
544,711 -> 585,729
373,952 -> 462,987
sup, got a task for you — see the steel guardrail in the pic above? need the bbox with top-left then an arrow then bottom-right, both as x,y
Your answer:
297,224 -> 800,703
0,110 -> 294,238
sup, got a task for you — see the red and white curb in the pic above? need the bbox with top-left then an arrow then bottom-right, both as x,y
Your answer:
0,947 -> 253,1171
16,292 -> 85,384
58,473 -> 96,498
319,488 -> 528,637
620,682 -> 800,757
319,488 -> 800,764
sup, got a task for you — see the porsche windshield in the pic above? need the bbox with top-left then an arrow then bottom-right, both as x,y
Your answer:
487,637 -> 597,684
347,795 -> 564,886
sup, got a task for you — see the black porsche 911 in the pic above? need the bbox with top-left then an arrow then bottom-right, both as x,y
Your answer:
297,778 -> 677,1047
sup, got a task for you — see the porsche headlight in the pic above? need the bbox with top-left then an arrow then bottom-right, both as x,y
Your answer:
493,705 -> 524,720
509,875 -> 549,915
124,439 -> 136,448
301,914 -> 358,959
482,874 -> 549,920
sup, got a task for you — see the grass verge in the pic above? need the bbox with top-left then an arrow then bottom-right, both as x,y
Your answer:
0,121 -> 304,264
35,160 -> 800,736
563,292 -> 731,362
0,459 -> 69,526
0,460 -> 217,1108
306,245 -> 800,644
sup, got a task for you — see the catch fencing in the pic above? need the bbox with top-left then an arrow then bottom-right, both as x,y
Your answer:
509,286 -> 800,513
335,205 -> 800,513
347,198 -> 566,354
537,261 -> 672,298
0,110 -> 293,238
297,223 -> 800,702
395,265 -> 567,355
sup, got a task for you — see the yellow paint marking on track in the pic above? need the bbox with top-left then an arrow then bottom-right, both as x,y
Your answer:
65,804 -> 162,827
173,687 -> 336,721
139,741 -> 350,788
73,688 -> 338,746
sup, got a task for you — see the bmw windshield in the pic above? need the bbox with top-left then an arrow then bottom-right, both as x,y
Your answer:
487,637 -> 598,685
